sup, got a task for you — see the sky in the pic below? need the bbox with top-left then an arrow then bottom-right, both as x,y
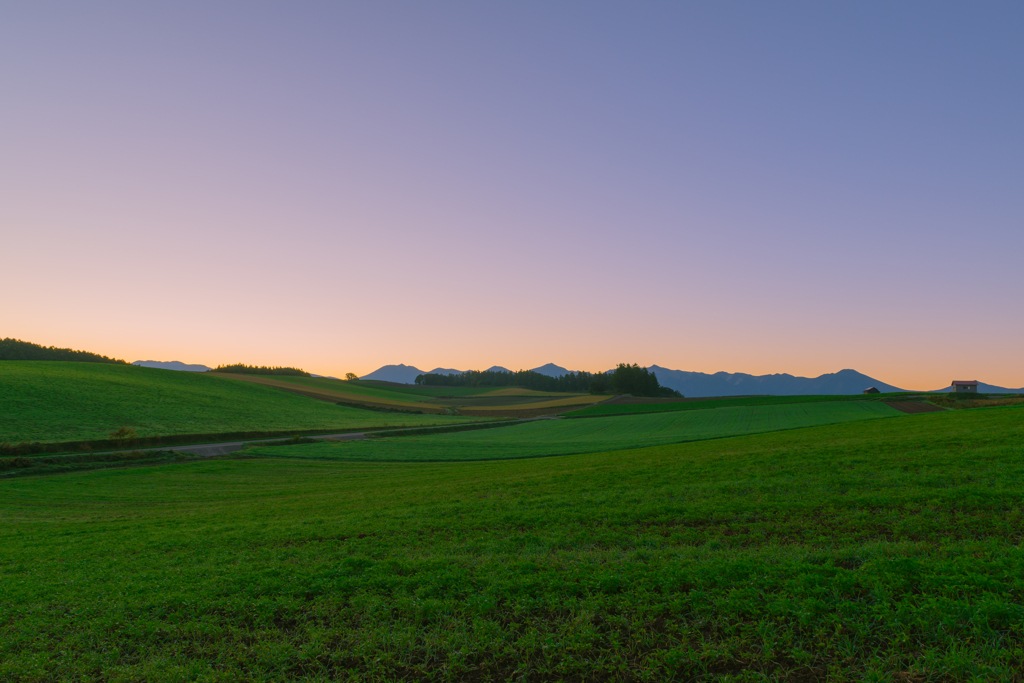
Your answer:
2,2 -> 1022,390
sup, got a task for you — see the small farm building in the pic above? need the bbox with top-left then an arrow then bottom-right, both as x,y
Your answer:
951,380 -> 978,393
863,387 -> 880,394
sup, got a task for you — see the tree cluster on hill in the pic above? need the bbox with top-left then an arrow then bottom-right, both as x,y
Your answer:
415,363 -> 681,398
607,363 -> 678,397
0,338 -> 127,364
211,364 -> 311,377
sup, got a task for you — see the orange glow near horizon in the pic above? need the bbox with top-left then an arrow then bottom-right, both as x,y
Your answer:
2,5 -> 1022,392
7,315 -> 1021,392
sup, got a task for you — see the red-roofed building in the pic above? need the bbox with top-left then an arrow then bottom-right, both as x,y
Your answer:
951,380 -> 978,393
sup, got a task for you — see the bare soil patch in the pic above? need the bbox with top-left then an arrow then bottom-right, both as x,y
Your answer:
607,395 -> 760,405
454,407 -> 582,419
884,401 -> 946,414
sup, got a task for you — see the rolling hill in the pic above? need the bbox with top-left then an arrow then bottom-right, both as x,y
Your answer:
1,361 -> 471,446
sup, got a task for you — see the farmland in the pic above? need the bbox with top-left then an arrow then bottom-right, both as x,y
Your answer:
249,400 -> 903,462
1,406 -> 1023,680
0,362 -> 473,445
206,373 -> 439,411
565,393 -> 905,417
209,374 -> 602,416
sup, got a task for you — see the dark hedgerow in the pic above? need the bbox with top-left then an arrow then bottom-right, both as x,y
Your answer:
211,363 -> 312,377
0,337 -> 127,364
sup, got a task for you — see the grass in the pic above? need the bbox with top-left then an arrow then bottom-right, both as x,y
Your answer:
928,394 -> 1024,410
565,393 -> 902,418
248,400 -> 903,462
0,362 -> 474,444
1,406 -> 1023,680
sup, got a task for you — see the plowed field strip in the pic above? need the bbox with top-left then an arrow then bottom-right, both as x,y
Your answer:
450,407 -> 584,419
208,373 -> 437,411
473,388 -> 583,398
457,395 -> 606,413
884,401 -> 946,414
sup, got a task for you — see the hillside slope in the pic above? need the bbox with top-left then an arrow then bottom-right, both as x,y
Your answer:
0,362 -> 468,444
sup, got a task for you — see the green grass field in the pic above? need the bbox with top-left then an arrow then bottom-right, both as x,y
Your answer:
0,362 -> 472,444
250,400 -> 903,462
1,406 -> 1023,680
565,393 -> 903,417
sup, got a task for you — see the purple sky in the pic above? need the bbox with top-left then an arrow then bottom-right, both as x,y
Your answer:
2,2 -> 1022,389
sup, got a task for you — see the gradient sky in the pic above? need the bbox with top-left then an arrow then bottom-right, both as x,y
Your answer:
2,2 -> 1022,390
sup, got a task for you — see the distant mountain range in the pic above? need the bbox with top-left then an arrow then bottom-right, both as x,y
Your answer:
360,362 -> 1022,395
133,360 -> 212,372
647,367 -> 905,397
360,363 -> 573,383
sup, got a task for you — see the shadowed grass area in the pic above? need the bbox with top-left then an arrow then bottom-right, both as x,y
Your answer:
566,393 -> 904,417
249,400 -> 903,461
3,406 -> 1022,679
0,361 -> 474,444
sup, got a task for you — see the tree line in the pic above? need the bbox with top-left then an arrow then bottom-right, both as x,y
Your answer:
211,364 -> 311,377
415,363 -> 681,398
0,338 -> 127,364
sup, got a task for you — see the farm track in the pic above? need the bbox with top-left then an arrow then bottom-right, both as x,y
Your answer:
607,395 -> 760,404
81,419 -> 540,458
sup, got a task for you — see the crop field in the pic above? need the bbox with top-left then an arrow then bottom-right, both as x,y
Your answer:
441,396 -> 606,412
220,375 -> 604,414
351,381 -> 501,398
207,373 -> 435,410
0,362 -> 472,445
249,400 -> 903,462
566,394 -> 893,418
1,406 -> 1023,681
263,376 -> 441,404
473,387 -> 587,398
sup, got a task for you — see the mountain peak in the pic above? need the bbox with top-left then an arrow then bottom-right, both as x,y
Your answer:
359,364 -> 426,384
530,363 -> 572,377
132,360 -> 212,372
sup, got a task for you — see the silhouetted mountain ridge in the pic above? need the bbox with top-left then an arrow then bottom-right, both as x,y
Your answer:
133,360 -> 212,372
647,367 -> 907,397
359,362 -> 1022,394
